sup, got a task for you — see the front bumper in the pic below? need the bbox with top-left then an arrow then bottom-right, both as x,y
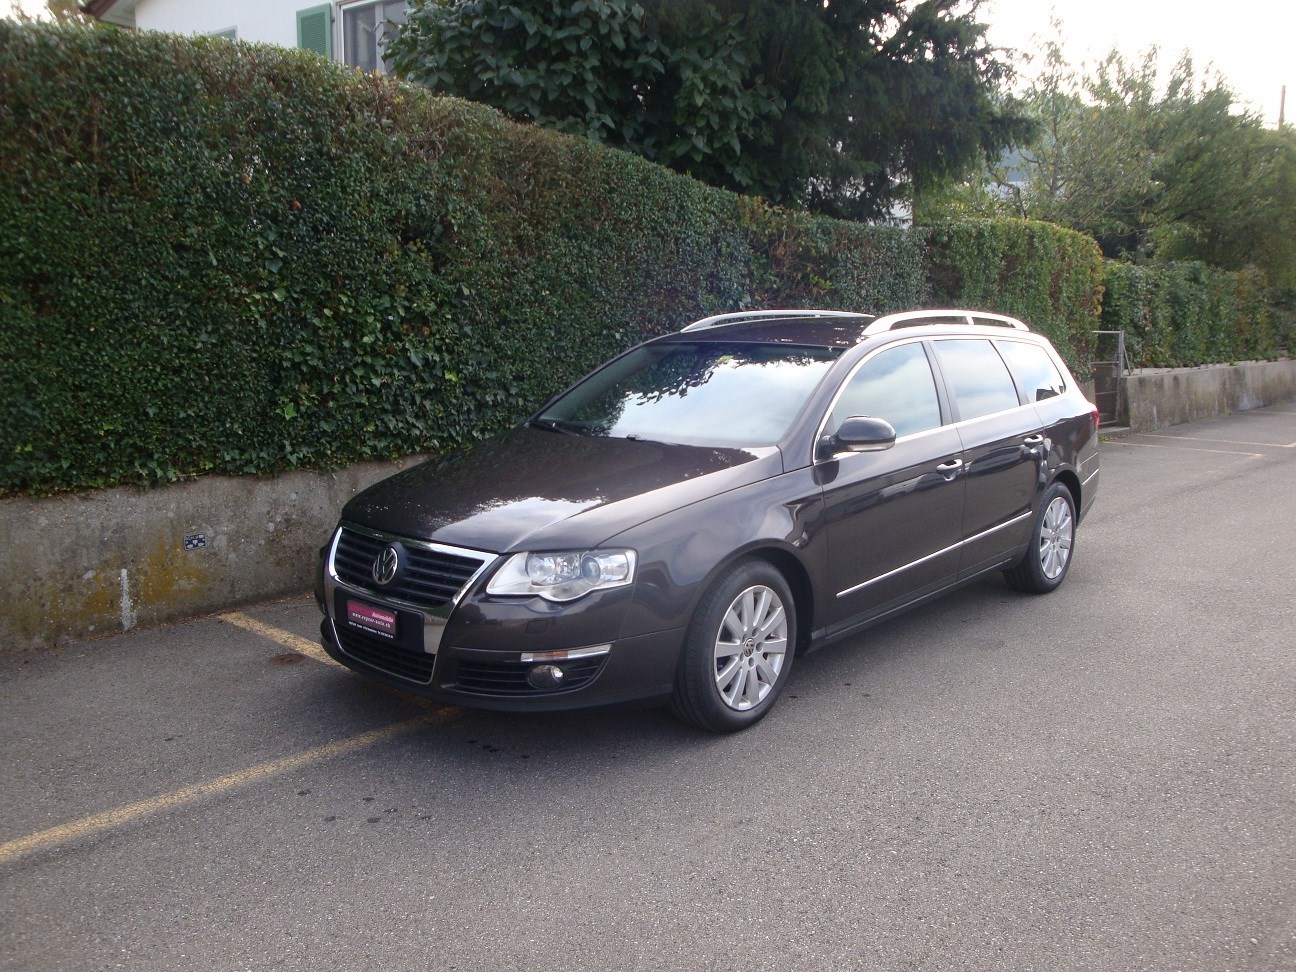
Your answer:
320,617 -> 682,712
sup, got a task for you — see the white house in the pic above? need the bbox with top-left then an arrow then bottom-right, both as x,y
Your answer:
85,0 -> 407,73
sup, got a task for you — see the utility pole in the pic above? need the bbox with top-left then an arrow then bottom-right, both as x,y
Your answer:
1281,85 -> 1287,128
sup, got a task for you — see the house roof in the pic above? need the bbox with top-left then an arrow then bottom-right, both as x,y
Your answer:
83,0 -> 138,27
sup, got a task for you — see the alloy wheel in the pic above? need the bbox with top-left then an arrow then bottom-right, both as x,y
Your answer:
1039,496 -> 1074,580
713,585 -> 789,711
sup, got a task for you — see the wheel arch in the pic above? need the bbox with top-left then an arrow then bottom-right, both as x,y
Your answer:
687,543 -> 815,657
1052,467 -> 1081,512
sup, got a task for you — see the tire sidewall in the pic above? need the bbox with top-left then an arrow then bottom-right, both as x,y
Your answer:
677,560 -> 797,732
1026,482 -> 1076,592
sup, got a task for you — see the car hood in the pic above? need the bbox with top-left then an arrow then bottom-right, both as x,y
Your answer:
341,426 -> 782,553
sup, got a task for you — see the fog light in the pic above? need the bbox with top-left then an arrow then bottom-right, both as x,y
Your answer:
526,664 -> 565,690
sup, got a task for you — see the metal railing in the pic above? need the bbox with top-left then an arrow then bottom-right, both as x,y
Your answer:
1091,330 -> 1127,425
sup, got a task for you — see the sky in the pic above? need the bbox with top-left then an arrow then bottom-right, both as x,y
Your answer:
982,0 -> 1293,127
12,0 -> 1293,126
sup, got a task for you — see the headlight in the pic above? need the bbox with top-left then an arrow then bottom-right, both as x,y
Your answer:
486,549 -> 637,602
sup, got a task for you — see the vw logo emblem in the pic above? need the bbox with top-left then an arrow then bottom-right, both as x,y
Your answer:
372,544 -> 400,586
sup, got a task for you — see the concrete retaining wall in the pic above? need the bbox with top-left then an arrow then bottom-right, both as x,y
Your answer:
1,457 -> 423,653
1125,359 -> 1296,431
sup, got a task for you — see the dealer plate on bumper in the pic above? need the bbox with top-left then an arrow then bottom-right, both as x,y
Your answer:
345,599 -> 398,640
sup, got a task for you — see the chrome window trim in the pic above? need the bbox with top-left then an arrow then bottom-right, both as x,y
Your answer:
836,509 -> 1033,598
323,522 -> 499,655
814,336 -> 1043,461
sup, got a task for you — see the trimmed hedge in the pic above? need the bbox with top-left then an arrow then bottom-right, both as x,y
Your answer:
1101,262 -> 1275,368
925,220 -> 1104,371
0,25 -> 1096,495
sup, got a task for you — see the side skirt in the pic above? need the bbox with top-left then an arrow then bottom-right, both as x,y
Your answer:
804,547 -> 1027,654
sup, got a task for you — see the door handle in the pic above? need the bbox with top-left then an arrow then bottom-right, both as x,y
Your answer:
1022,434 -> 1045,446
935,458 -> 963,479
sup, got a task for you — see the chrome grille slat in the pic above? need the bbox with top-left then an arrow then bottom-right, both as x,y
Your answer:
332,526 -> 492,610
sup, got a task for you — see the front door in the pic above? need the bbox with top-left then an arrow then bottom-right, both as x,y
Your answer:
819,341 -> 965,631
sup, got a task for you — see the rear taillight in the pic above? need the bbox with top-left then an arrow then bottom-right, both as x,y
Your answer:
1091,404 -> 1101,433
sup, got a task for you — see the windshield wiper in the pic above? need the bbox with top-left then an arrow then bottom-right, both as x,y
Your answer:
529,417 -> 582,436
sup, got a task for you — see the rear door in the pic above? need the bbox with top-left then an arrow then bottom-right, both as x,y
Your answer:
929,338 -> 1044,577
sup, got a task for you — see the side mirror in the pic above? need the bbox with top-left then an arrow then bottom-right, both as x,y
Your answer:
818,415 -> 896,460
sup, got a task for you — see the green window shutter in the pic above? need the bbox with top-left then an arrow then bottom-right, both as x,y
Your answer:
296,4 -> 333,57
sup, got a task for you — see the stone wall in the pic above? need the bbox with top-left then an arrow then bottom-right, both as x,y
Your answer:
1,458 -> 422,652
1124,360 -> 1296,431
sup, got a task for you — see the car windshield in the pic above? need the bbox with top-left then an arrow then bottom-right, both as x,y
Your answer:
534,341 -> 841,447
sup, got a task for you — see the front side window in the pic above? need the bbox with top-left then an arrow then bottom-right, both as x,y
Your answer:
342,0 -> 406,73
829,342 -> 941,438
536,342 -> 841,448
997,340 -> 1067,402
931,339 -> 1021,421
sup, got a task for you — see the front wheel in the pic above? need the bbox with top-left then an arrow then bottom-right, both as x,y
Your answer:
670,560 -> 796,733
1004,482 -> 1076,594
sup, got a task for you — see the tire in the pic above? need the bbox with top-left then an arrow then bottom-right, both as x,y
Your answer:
669,559 -> 797,733
1004,481 -> 1076,594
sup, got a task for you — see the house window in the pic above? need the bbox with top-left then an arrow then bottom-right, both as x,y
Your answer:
340,1 -> 406,74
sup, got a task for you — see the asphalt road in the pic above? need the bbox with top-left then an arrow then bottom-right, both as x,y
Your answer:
3,405 -> 1295,972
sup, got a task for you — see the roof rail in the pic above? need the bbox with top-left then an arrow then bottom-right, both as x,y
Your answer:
861,309 -> 1028,336
680,309 -> 873,333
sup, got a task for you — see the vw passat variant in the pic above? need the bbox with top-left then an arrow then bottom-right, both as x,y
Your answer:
315,309 -> 1100,732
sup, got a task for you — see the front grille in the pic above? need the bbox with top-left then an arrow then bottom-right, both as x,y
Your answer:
336,626 -> 435,684
333,526 -> 488,610
451,656 -> 606,696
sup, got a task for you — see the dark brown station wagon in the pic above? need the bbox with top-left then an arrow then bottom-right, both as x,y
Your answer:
315,309 -> 1100,731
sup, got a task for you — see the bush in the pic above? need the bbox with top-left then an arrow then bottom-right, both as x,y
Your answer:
1101,262 -> 1276,368
1,24 -> 1097,495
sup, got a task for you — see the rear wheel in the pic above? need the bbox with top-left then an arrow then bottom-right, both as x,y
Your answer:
1004,482 -> 1076,594
670,560 -> 796,732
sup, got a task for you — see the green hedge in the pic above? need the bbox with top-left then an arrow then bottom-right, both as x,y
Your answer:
1,25 -> 1095,495
1101,262 -> 1276,368
924,219 -> 1104,371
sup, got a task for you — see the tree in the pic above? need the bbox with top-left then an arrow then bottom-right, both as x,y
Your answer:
388,0 -> 1033,220
1015,44 -> 1296,286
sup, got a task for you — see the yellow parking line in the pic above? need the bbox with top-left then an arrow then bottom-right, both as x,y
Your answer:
220,611 -> 340,668
1113,440 -> 1263,458
1138,432 -> 1296,449
0,710 -> 455,867
221,611 -> 437,711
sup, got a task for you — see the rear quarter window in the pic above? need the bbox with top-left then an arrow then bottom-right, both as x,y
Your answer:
997,341 -> 1067,402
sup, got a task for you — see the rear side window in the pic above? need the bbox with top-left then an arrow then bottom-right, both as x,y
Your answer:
997,341 -> 1067,402
931,339 -> 1021,421
830,342 -> 941,437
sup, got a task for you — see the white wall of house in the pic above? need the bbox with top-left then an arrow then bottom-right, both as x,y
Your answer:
102,0 -> 405,73
133,0 -> 301,45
